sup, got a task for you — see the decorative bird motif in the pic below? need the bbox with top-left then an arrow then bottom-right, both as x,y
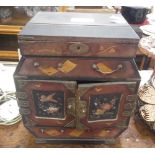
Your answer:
44,106 -> 59,113
95,98 -> 116,115
40,93 -> 58,103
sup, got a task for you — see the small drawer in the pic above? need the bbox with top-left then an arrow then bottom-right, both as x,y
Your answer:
19,40 -> 137,58
15,57 -> 140,81
26,126 -> 122,142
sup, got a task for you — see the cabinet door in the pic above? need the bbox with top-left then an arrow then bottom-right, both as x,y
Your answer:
16,80 -> 76,128
77,82 -> 137,130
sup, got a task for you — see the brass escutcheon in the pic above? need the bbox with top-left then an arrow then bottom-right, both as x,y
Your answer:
69,43 -> 89,53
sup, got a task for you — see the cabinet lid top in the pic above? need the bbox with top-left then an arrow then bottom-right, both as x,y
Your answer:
19,12 -> 139,43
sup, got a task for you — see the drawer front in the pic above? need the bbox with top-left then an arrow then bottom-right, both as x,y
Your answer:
77,82 -> 138,130
26,126 -> 123,142
16,57 -> 139,81
19,41 -> 137,58
15,80 -> 76,127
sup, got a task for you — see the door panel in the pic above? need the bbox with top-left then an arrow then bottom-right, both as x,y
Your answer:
16,80 -> 76,127
88,93 -> 122,121
77,82 -> 137,130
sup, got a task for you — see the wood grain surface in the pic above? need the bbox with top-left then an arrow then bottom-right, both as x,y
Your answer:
0,115 -> 155,148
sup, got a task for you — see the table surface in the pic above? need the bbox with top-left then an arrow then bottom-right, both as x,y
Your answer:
0,64 -> 155,148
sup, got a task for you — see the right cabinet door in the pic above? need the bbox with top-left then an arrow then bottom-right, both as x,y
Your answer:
77,82 -> 138,130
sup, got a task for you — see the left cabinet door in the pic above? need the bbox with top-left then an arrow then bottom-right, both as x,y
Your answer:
15,80 -> 76,128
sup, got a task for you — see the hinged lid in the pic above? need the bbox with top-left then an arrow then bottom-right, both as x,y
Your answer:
19,12 -> 139,43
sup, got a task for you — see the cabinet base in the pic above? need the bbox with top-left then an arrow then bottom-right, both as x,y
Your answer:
35,138 -> 116,144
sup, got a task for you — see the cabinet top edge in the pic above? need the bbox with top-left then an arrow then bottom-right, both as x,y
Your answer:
19,12 -> 139,43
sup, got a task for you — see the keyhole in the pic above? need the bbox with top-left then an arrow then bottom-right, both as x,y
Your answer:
77,46 -> 81,50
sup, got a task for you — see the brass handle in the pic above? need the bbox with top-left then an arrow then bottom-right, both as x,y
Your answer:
33,60 -> 77,76
33,62 -> 40,67
92,64 -> 123,75
58,63 -> 63,68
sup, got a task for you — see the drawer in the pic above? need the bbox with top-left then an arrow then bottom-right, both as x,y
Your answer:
19,40 -> 137,58
25,126 -> 121,143
15,57 -> 140,81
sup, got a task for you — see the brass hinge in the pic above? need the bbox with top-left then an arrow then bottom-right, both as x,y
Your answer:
19,108 -> 31,115
18,100 -> 29,107
16,92 -> 28,100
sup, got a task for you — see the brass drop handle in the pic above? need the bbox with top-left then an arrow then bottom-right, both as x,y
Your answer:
92,64 -> 123,75
33,62 -> 40,67
40,129 -> 44,134
57,63 -> 63,68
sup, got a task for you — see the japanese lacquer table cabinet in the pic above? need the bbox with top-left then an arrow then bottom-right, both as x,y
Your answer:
14,12 -> 140,144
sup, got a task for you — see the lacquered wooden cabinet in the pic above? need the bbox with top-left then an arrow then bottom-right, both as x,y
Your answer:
14,12 -> 140,144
